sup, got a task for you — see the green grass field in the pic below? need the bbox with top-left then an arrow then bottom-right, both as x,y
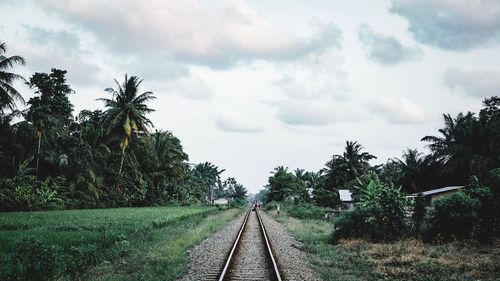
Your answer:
0,206 -> 243,280
267,210 -> 500,281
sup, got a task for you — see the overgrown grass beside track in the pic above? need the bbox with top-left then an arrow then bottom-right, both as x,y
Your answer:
0,206 -> 243,280
267,210 -> 500,281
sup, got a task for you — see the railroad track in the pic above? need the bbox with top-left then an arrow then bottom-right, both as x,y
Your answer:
212,208 -> 283,281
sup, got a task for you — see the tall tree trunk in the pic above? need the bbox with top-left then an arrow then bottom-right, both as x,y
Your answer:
35,130 -> 42,177
119,145 -> 125,175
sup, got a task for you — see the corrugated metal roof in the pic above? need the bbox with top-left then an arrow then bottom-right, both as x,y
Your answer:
410,186 -> 464,197
338,189 -> 353,202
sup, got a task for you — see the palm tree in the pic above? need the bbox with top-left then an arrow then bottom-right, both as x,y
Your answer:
0,42 -> 26,112
192,162 -> 225,203
342,140 -> 376,178
395,148 -> 427,193
422,112 -> 498,181
98,75 -> 156,175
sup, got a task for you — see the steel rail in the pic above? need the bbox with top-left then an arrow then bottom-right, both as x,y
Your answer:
217,208 -> 251,281
255,209 -> 283,281
218,207 -> 282,281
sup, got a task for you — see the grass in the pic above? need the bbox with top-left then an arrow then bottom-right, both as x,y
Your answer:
0,206 -> 243,280
267,209 -> 500,281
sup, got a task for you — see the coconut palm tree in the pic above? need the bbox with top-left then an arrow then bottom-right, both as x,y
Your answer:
395,148 -> 427,193
342,140 -> 376,178
192,162 -> 225,203
422,111 -> 499,182
0,42 -> 25,112
98,75 -> 156,175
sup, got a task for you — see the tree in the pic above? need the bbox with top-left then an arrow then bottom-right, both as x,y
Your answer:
395,149 -> 428,193
26,69 -> 74,177
0,42 -> 25,113
266,166 -> 306,202
233,183 -> 248,200
422,98 -> 500,183
98,75 -> 156,175
342,140 -> 376,178
191,162 -> 224,203
324,141 -> 376,189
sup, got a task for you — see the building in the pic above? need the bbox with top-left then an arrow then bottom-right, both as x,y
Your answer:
338,189 -> 354,209
409,186 -> 465,203
213,198 -> 229,205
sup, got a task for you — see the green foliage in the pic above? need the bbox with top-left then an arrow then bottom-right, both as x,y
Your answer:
0,41 -> 26,113
3,237 -> 60,281
264,200 -> 280,211
286,202 -> 326,220
412,192 -> 427,236
0,176 -> 66,211
266,166 -> 308,202
0,206 -> 218,279
333,180 -> 408,243
423,192 -> 478,242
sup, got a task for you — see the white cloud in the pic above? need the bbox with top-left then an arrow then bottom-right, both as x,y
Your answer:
390,0 -> 500,50
214,111 -> 263,133
443,67 -> 500,98
276,101 -> 334,126
40,0 -> 342,67
164,74 -> 214,101
358,24 -> 423,65
272,52 -> 349,100
369,97 -> 428,124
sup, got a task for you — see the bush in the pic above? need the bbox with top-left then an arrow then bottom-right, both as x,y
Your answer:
411,192 -> 427,237
0,176 -> 66,211
228,198 -> 246,208
264,201 -> 279,211
423,192 -> 477,242
331,205 -> 383,243
3,237 -> 60,281
286,203 -> 326,220
332,182 -> 408,243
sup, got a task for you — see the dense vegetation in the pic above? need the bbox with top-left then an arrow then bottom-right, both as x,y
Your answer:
0,42 -> 247,211
268,210 -> 499,281
0,206 -> 242,280
260,97 -> 500,243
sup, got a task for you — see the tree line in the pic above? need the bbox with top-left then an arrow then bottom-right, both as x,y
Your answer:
0,41 -> 247,211
260,97 -> 500,243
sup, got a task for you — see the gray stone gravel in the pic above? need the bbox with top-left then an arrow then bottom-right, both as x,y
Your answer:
178,211 -> 246,281
259,211 -> 322,281
178,209 -> 320,281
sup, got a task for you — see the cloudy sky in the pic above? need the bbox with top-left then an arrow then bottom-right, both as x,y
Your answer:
2,0 -> 500,193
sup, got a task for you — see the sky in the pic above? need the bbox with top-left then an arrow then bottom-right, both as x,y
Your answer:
1,0 -> 500,194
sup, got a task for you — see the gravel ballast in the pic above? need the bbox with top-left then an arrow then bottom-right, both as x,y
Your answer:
259,211 -> 322,281
178,209 -> 320,281
178,211 -> 246,281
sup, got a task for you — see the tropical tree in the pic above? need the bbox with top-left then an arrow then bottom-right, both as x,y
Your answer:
342,140 -> 377,178
0,42 -> 25,112
323,140 -> 376,189
26,69 -> 74,177
98,75 -> 156,175
394,148 -> 428,193
422,98 -> 500,182
266,166 -> 306,202
191,162 -> 225,203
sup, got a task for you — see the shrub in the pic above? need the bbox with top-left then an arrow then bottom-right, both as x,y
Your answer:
4,237 -> 60,281
411,192 -> 427,237
264,201 -> 279,211
423,192 -> 477,242
0,176 -> 66,211
286,203 -> 326,220
332,181 -> 408,243
331,205 -> 383,243
228,198 -> 246,208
